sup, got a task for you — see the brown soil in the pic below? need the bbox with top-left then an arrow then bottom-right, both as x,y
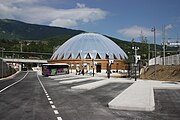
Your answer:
140,65 -> 180,81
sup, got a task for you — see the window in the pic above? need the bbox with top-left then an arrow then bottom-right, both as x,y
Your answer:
76,53 -> 81,59
86,53 -> 91,59
96,53 -> 101,59
68,53 -> 72,59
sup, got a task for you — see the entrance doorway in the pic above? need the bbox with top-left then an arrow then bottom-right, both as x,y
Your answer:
96,64 -> 101,73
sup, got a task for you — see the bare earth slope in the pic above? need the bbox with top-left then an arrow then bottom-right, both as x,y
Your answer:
140,65 -> 180,81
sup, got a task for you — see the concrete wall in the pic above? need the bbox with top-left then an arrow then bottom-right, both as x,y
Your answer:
0,58 -> 16,78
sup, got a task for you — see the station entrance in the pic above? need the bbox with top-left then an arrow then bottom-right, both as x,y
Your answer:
96,64 -> 101,73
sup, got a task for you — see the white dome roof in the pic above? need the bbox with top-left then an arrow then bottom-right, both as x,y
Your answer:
50,33 -> 128,60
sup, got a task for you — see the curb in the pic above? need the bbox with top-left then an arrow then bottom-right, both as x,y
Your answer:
0,71 -> 20,81
108,81 -> 155,111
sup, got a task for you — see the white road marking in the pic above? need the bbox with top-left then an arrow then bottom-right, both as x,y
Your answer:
0,72 -> 29,93
51,105 -> 56,109
57,117 -> 63,120
49,101 -> 53,104
54,110 -> 59,114
37,74 -> 47,94
37,73 -> 62,119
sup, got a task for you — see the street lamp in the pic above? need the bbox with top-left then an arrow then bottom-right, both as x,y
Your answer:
80,50 -> 84,76
91,50 -> 97,77
92,58 -> 94,77
69,62 -> 72,73
0,47 -> 5,78
132,46 -> 139,81
106,53 -> 110,79
151,27 -> 157,80
82,59 -> 84,75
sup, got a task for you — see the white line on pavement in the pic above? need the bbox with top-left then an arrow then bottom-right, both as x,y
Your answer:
49,101 -> 53,104
0,71 -> 29,93
37,74 -> 47,93
57,117 -> 63,120
54,110 -> 59,114
51,105 -> 56,109
37,73 -> 62,120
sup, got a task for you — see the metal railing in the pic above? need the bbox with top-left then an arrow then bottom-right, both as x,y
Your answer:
3,58 -> 48,64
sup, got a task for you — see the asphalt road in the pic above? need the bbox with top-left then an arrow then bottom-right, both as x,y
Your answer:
0,71 -> 57,120
0,71 -> 180,120
0,72 -> 27,91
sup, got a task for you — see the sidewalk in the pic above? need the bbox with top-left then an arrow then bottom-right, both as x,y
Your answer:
108,80 -> 180,111
71,78 -> 134,90
108,81 -> 155,111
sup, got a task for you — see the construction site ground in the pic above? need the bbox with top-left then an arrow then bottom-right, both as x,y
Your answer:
140,65 -> 180,81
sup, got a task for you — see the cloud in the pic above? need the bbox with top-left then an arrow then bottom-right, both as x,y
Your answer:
76,3 -> 86,8
117,25 -> 161,38
0,0 -> 38,6
48,6 -> 107,27
165,24 -> 173,30
50,19 -> 77,28
0,1 -> 107,28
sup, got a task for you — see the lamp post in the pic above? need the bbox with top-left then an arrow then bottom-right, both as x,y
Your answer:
92,58 -> 94,77
82,58 -> 84,75
0,47 -> 5,78
71,64 -> 72,73
69,62 -> 72,73
106,54 -> 110,79
151,27 -> 157,80
80,50 -> 84,75
132,46 -> 139,81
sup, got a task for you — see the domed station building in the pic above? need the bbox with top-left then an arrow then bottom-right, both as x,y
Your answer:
48,32 -> 128,75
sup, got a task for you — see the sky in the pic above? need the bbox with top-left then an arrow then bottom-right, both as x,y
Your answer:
0,0 -> 180,44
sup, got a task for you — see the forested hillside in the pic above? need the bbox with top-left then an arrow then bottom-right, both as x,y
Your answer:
0,19 -> 84,40
0,19 -> 178,61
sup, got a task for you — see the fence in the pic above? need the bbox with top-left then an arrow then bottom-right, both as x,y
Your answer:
149,54 -> 180,65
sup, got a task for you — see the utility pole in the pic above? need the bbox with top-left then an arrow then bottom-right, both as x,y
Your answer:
151,27 -> 157,80
148,38 -> 150,66
162,25 -> 166,65
177,33 -> 180,54
20,41 -> 23,52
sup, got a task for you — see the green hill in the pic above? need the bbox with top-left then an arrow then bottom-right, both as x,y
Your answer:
1,19 -> 178,62
0,19 -> 84,40
0,19 -> 134,55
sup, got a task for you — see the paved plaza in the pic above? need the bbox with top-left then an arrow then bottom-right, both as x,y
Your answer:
0,71 -> 180,120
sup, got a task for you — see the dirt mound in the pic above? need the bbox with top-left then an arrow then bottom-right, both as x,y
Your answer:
140,65 -> 180,81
